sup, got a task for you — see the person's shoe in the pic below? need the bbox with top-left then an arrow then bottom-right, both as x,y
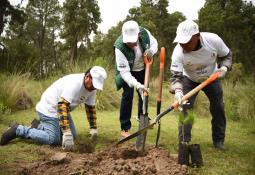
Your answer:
31,119 -> 40,128
1,123 -> 19,145
213,141 -> 226,151
121,130 -> 130,138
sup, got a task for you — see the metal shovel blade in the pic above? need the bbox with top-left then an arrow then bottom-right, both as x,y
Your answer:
135,114 -> 150,151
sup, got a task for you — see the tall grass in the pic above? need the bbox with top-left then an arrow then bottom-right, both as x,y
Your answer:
224,76 -> 255,121
0,73 -> 32,113
0,61 -> 254,121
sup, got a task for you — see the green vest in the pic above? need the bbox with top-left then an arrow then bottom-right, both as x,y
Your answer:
113,27 -> 150,90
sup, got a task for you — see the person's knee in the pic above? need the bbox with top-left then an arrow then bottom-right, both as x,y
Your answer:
48,135 -> 61,145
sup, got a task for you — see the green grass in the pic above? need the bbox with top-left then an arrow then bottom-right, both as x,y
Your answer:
0,102 -> 255,174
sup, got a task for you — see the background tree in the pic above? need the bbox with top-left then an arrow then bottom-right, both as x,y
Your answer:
1,0 -> 62,78
0,0 -> 24,36
199,0 -> 255,74
25,0 -> 62,77
90,0 -> 185,77
62,0 -> 101,65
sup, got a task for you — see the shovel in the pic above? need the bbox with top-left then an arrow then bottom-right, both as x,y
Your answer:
155,47 -> 165,147
116,72 -> 220,145
135,54 -> 153,152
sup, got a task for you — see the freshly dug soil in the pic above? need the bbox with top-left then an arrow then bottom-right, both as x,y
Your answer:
6,145 -> 187,175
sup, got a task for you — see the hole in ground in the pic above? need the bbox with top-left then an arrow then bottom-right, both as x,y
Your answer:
120,149 -> 147,159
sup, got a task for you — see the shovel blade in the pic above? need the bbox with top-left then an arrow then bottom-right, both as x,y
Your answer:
135,114 -> 150,152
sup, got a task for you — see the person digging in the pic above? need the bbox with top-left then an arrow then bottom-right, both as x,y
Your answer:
170,20 -> 232,151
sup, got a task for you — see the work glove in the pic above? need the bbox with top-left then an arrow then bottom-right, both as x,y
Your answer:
174,88 -> 183,105
136,83 -> 148,100
144,49 -> 154,60
89,128 -> 97,139
217,66 -> 228,79
62,131 -> 74,151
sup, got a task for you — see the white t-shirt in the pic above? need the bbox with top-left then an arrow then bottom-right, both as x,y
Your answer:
36,74 -> 96,118
171,32 -> 229,83
115,29 -> 158,88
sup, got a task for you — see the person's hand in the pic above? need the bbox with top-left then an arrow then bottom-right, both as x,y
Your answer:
62,131 -> 74,151
174,88 -> 183,105
89,128 -> 97,139
136,83 -> 148,100
217,66 -> 228,78
144,49 -> 154,59
136,83 -> 146,91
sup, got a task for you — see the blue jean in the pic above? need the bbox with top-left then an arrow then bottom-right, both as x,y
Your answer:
179,76 -> 226,143
16,112 -> 77,145
119,70 -> 145,131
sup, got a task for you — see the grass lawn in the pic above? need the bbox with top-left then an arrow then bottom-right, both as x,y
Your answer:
0,106 -> 255,175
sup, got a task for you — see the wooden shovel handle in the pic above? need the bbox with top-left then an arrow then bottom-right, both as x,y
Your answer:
157,47 -> 165,103
171,72 -> 221,108
143,55 -> 153,97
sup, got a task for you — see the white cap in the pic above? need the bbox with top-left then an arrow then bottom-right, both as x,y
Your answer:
122,20 -> 139,43
90,66 -> 107,90
173,20 -> 199,44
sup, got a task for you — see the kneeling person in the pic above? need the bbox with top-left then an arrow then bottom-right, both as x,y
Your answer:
0,66 -> 107,150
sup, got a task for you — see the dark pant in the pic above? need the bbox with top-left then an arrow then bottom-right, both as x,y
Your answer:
120,70 -> 145,131
179,76 -> 226,143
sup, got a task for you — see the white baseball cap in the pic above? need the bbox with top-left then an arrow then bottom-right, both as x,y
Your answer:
173,20 -> 199,44
122,20 -> 139,43
90,66 -> 107,90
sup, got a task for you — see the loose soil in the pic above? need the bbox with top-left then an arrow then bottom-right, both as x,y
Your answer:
3,144 -> 187,175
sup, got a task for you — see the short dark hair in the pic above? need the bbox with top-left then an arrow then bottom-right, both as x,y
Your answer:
85,67 -> 92,76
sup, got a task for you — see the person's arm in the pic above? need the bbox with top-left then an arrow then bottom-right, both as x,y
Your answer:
85,104 -> 96,129
115,48 -> 143,88
146,29 -> 158,54
170,46 -> 184,93
170,71 -> 183,94
58,97 -> 71,131
214,34 -> 233,71
143,29 -> 158,59
58,97 -> 74,150
85,91 -> 97,137
213,34 -> 233,78
218,51 -> 232,71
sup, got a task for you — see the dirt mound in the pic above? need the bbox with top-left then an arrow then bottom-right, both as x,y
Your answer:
11,145 -> 187,175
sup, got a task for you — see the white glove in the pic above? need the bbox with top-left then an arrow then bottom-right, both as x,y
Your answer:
62,131 -> 74,151
89,128 -> 97,137
174,89 -> 183,105
136,83 -> 148,100
144,49 -> 154,59
217,66 -> 228,78
136,83 -> 145,91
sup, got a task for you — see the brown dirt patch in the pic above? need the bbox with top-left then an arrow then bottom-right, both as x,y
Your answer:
5,145 -> 187,175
